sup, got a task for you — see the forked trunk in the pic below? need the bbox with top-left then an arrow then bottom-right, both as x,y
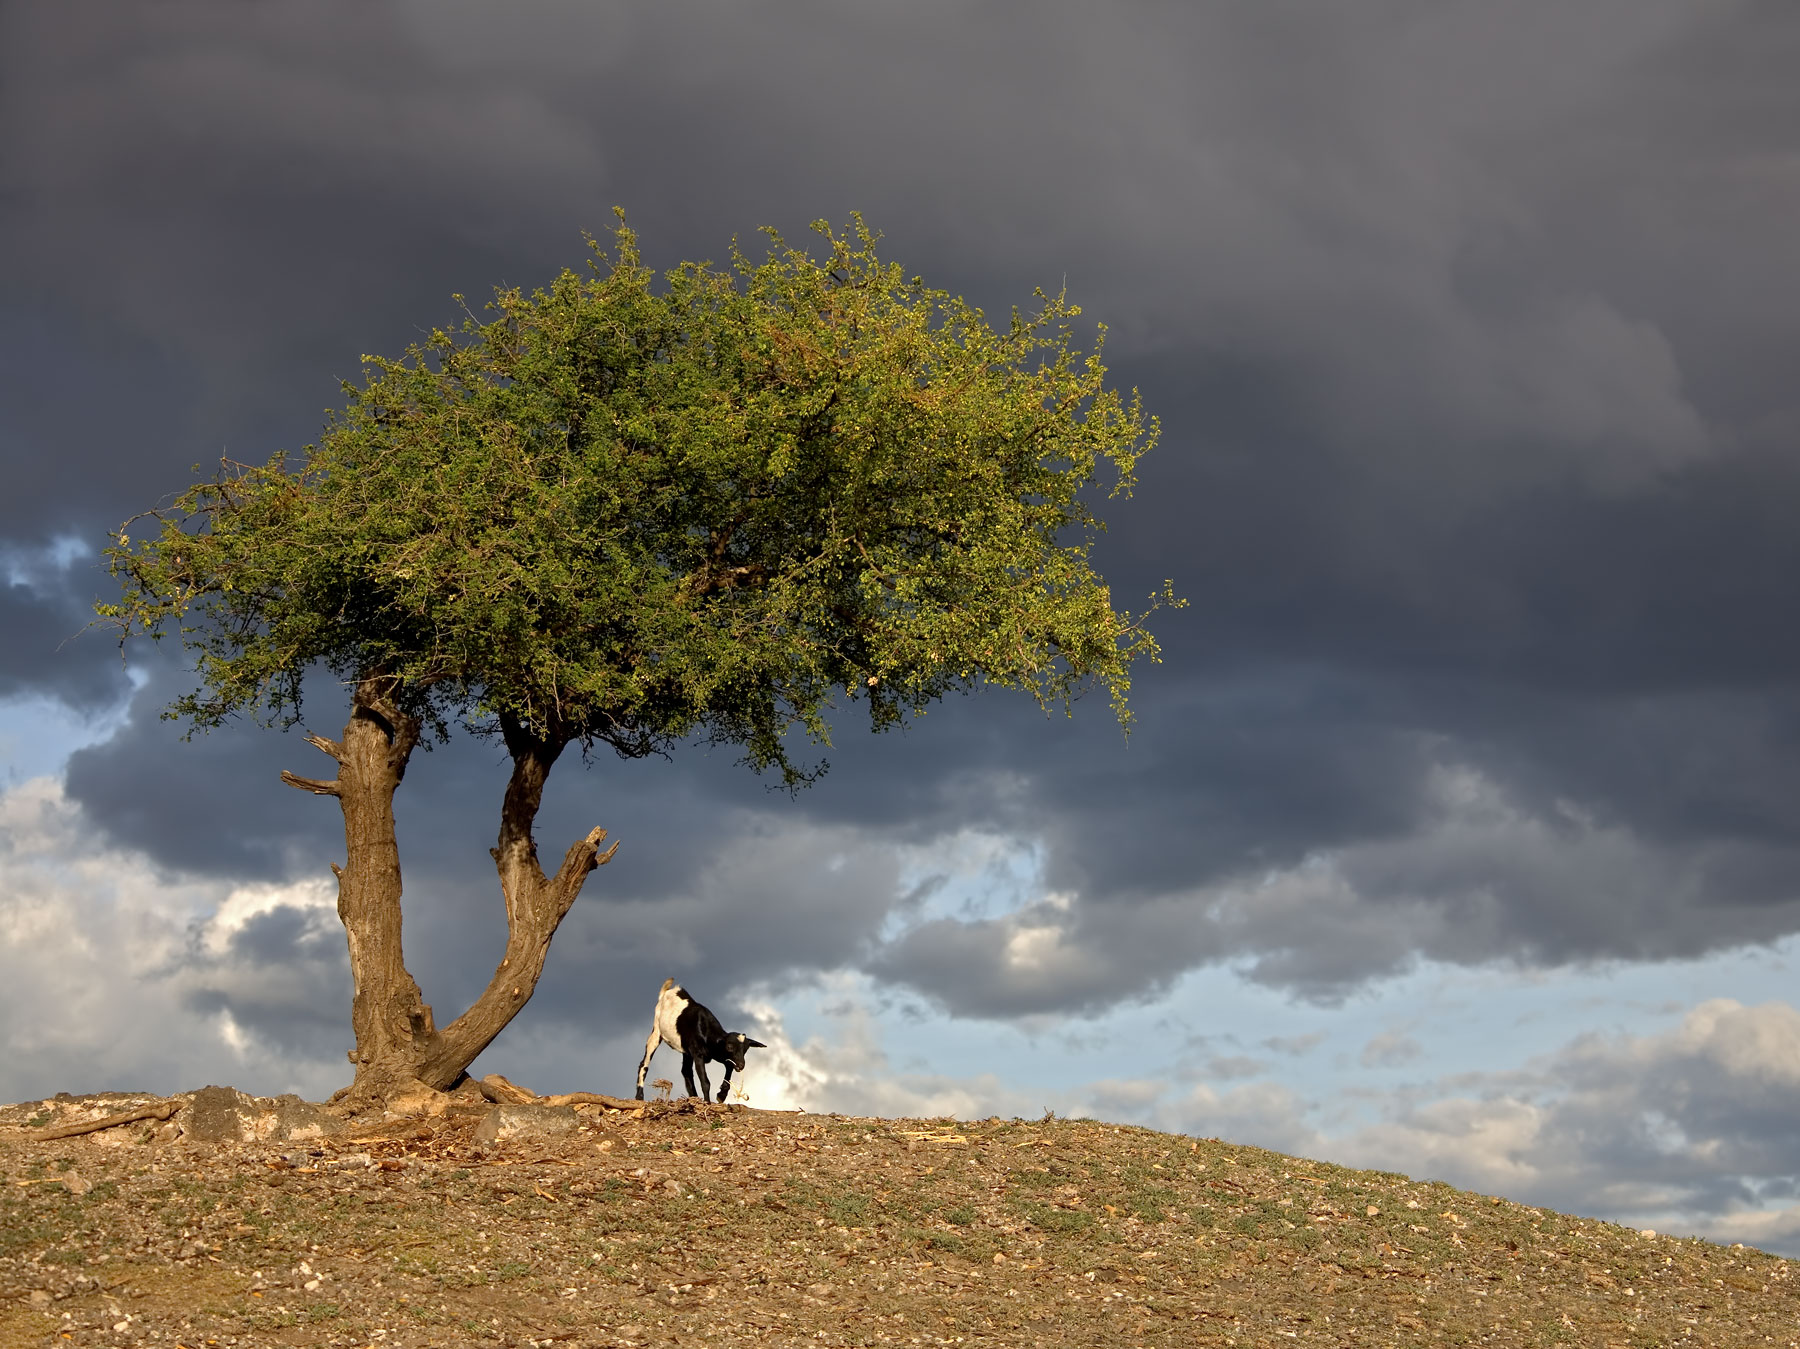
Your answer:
283,686 -> 618,1103
411,713 -> 619,1087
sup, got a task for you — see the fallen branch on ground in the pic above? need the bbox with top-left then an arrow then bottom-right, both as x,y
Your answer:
475,1074 -> 538,1105
541,1091 -> 644,1110
31,1101 -> 180,1141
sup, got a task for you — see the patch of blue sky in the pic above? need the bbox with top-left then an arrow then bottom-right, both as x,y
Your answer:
0,534 -> 136,782
0,681 -> 142,785
879,832 -> 1046,941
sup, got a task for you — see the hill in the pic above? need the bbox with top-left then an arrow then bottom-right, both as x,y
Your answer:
0,1087 -> 1790,1347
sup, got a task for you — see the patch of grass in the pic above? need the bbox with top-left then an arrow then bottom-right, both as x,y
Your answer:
826,1190 -> 871,1225
904,1226 -> 967,1255
1128,1184 -> 1179,1221
1,1106 -> 1790,1349
1015,1200 -> 1094,1235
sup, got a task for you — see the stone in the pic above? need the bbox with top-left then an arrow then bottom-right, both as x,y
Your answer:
260,1094 -> 343,1142
180,1087 -> 343,1144
182,1087 -> 261,1143
473,1103 -> 579,1144
386,1080 -> 452,1118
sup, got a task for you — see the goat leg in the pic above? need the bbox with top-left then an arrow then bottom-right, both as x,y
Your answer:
681,1051 -> 701,1100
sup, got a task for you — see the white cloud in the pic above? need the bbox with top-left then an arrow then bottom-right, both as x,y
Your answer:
1327,999 -> 1800,1246
198,877 -> 337,958
732,981 -> 1046,1121
0,776 -> 348,1101
1360,1029 -> 1424,1069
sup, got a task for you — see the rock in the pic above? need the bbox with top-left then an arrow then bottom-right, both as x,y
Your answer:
473,1103 -> 579,1144
261,1094 -> 343,1142
181,1086 -> 344,1144
182,1087 -> 260,1143
386,1080 -> 452,1118
28,1289 -> 51,1309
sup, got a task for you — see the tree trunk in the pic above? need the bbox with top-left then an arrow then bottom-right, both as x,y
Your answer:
283,676 -> 434,1100
284,689 -> 618,1102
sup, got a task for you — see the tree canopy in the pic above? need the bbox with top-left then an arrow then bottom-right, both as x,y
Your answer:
104,215 -> 1168,778
99,215 -> 1172,1104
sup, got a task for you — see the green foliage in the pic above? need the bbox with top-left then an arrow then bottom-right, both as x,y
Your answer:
102,214 -> 1170,779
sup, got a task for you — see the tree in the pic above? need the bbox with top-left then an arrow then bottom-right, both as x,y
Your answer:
101,215 -> 1172,1105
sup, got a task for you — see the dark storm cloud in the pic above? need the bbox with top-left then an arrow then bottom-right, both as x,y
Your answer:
10,1 -> 1800,1023
62,665 -> 346,877
0,557 -> 130,712
180,904 -> 353,1063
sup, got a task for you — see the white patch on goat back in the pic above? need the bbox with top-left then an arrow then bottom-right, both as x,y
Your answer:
654,983 -> 691,1049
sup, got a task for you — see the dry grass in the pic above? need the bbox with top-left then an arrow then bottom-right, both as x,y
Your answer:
0,1095 -> 1791,1347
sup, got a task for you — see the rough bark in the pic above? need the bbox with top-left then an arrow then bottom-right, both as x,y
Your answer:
286,688 -> 618,1102
284,676 -> 436,1101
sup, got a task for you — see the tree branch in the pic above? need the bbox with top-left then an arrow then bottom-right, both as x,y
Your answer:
304,732 -> 344,761
552,826 -> 620,894
280,770 -> 342,797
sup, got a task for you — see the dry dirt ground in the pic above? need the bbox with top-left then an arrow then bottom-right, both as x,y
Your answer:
1,1089 -> 1794,1348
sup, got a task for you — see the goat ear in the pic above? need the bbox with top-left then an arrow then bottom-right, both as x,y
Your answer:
742,1037 -> 767,1049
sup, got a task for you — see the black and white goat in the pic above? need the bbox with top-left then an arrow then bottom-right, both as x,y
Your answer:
634,979 -> 766,1103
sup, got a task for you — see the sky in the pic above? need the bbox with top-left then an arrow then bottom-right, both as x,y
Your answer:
4,0 -> 1800,1253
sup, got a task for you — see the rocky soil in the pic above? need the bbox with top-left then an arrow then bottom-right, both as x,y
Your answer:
1,1086 -> 1793,1347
